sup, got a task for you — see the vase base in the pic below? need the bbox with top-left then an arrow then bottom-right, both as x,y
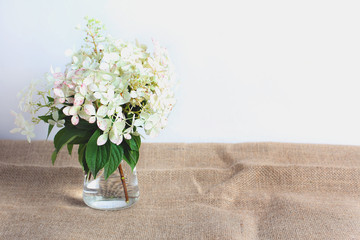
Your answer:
83,195 -> 139,210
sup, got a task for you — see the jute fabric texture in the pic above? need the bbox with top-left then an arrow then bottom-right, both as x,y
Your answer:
1,140 -> 360,239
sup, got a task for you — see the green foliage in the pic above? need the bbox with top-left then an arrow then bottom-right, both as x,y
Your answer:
64,117 -> 97,130
39,109 -> 67,139
84,130 -> 141,178
103,143 -> 124,180
39,109 -> 66,124
123,147 -> 139,170
47,124 -> 54,140
132,135 -> 141,149
51,121 -> 141,178
52,124 -> 95,165
122,135 -> 141,170
47,96 -> 54,103
67,143 -> 73,155
125,135 -> 141,151
85,130 -> 110,178
78,143 -> 89,173
38,114 -> 52,123
51,150 -> 57,165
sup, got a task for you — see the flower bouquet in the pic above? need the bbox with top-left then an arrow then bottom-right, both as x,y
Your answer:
11,17 -> 176,210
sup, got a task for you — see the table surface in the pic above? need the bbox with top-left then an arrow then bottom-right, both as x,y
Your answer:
1,140 -> 360,239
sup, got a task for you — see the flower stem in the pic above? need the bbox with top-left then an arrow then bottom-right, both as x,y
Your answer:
118,163 -> 129,202
90,34 -> 98,54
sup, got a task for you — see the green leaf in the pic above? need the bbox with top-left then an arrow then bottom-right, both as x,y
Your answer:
68,130 -> 95,144
39,115 -> 52,123
103,143 -> 124,180
67,143 -> 73,155
39,108 -> 66,124
52,126 -> 89,164
64,117 -> 97,130
54,127 -> 86,153
78,144 -> 86,166
78,143 -> 89,173
85,129 -> 111,178
125,135 -> 140,151
47,124 -> 54,140
132,135 -> 141,149
47,96 -> 54,102
51,150 -> 57,165
122,135 -> 141,171
123,143 -> 139,171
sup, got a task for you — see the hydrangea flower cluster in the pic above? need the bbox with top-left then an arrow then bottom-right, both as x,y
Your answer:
11,18 -> 176,147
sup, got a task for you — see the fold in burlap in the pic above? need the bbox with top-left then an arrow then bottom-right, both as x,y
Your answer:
1,140 -> 360,239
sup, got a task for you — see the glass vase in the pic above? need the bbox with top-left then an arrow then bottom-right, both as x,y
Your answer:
83,161 -> 139,210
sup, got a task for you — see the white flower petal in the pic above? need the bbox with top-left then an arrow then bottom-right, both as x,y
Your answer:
88,84 -> 99,92
71,115 -> 79,125
97,133 -> 108,146
10,128 -> 22,133
63,106 -> 71,116
73,56 -> 79,64
109,128 -> 119,145
134,119 -> 143,127
83,77 -> 93,86
94,92 -> 102,99
116,134 -> 123,145
82,57 -> 91,68
57,97 -> 65,104
110,52 -> 120,61
100,97 -> 109,105
107,88 -> 114,100
56,122 -> 64,128
97,118 -> 110,131
98,84 -> 107,92
89,116 -> 96,123
124,133 -> 131,140
97,105 -> 108,117
137,88 -> 145,97
78,110 -> 91,122
102,74 -> 113,81
80,84 -> 88,96
145,121 -> 153,130
69,106 -> 80,115
130,91 -> 137,98
148,114 -> 160,123
84,104 -> 96,116
113,119 -> 125,132
99,62 -> 109,71
54,88 -> 65,98
52,111 -> 59,121
104,52 -> 120,62
48,119 -> 56,126
115,106 -> 122,114
74,93 -> 84,106
107,107 -> 115,117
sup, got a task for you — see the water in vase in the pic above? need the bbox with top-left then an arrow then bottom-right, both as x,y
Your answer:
83,163 -> 139,210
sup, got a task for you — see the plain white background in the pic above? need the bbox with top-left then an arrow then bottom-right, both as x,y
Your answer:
1,0 -> 360,145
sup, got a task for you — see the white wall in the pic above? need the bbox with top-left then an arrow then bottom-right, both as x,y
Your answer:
1,0 -> 360,145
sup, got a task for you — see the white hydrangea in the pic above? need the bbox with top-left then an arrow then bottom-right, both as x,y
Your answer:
11,19 -> 176,145
52,32 -> 175,146
10,111 -> 36,142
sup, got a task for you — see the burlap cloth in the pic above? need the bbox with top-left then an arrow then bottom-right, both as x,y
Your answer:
1,140 -> 360,239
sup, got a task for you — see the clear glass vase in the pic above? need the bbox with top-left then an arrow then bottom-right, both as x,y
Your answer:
83,161 -> 139,210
